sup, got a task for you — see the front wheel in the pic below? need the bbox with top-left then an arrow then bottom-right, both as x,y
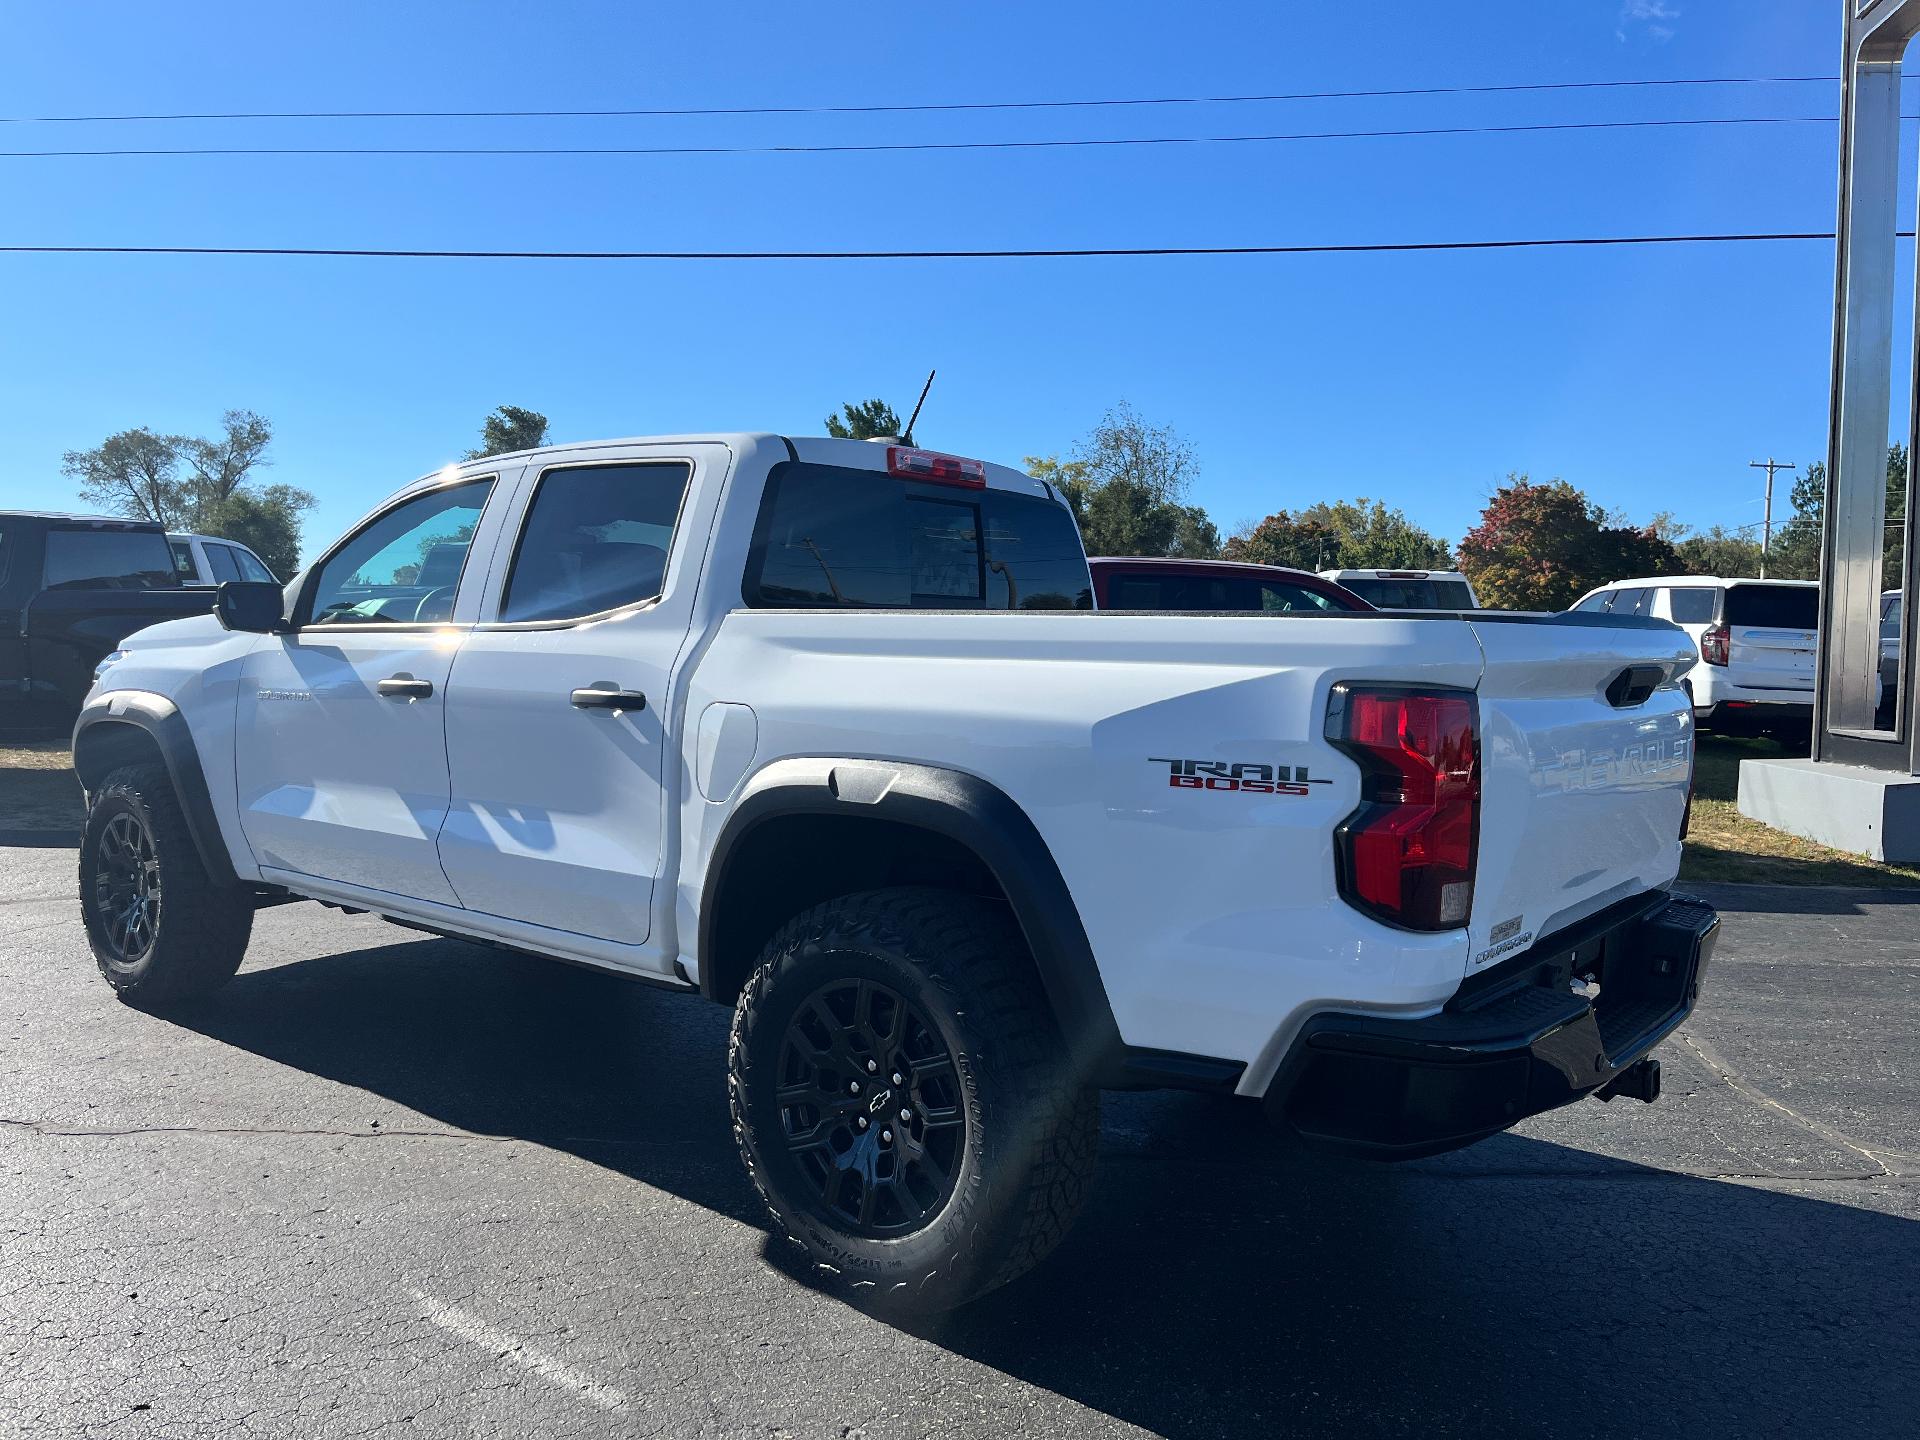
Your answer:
728,887 -> 1098,1310
79,764 -> 253,1005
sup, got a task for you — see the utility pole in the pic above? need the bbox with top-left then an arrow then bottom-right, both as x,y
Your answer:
1750,458 -> 1795,578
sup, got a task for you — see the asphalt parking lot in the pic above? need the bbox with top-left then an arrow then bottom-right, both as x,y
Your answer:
2,842 -> 1916,1440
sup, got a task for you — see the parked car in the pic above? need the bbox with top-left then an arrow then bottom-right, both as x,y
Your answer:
1318,568 -> 1479,609
1570,576 -> 1824,737
74,434 -> 1713,1309
1090,556 -> 1369,611
0,512 -> 215,734
167,531 -> 279,586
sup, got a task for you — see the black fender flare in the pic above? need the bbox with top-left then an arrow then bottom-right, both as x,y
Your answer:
71,692 -> 240,888
698,757 -> 1125,1081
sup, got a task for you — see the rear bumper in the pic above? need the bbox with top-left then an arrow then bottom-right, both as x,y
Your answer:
1700,699 -> 1811,730
1262,892 -> 1718,1159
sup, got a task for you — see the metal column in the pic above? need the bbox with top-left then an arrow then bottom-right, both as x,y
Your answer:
1818,0 -> 1920,773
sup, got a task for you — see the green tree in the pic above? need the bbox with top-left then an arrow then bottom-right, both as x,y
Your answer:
197,485 -> 312,580
63,428 -> 191,527
1670,525 -> 1766,578
1457,475 -> 1679,610
1226,497 -> 1450,570
1768,446 -> 1906,584
825,398 -> 902,440
467,404 -> 551,459
63,411 -> 313,573
1029,402 -> 1219,558
1221,510 -> 1342,570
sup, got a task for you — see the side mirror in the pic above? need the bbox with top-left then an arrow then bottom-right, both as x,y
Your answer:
215,580 -> 289,634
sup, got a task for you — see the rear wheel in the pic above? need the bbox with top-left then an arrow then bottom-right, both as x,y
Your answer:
728,887 -> 1098,1310
79,764 -> 253,1005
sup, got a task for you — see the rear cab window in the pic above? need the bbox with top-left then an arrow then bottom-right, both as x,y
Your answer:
745,462 -> 1091,611
206,543 -> 243,584
1726,584 -> 1818,629
1343,577 -> 1474,609
42,528 -> 177,590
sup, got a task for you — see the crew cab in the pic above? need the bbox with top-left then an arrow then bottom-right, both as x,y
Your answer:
72,435 -> 1716,1309
1090,556 -> 1368,611
0,512 -> 213,734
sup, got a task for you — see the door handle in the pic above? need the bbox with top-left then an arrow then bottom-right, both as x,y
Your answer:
377,675 -> 434,700
570,686 -> 647,712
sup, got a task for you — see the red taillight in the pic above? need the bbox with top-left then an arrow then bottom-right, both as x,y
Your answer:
1700,624 -> 1729,666
1327,686 -> 1479,931
886,446 -> 986,488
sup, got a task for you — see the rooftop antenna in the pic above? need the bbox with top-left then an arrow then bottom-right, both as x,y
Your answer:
901,369 -> 936,446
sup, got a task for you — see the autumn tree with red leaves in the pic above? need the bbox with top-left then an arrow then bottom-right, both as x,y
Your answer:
1457,475 -> 1679,611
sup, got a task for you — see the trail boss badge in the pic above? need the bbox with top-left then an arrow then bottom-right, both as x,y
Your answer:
1149,757 -> 1333,796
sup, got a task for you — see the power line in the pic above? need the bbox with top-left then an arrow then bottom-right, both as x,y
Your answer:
0,74 -> 1870,126
0,113 -> 1889,160
0,233 -> 1873,262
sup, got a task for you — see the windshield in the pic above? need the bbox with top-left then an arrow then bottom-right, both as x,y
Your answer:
1725,584 -> 1818,629
1342,577 -> 1475,609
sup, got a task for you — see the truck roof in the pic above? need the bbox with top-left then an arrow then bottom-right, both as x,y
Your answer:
437,434 -> 1052,500
1,510 -> 164,527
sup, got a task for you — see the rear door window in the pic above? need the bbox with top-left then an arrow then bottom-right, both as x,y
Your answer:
42,529 -> 177,590
1611,587 -> 1651,616
746,462 -> 1091,611
205,543 -> 243,583
1573,591 -> 1614,613
232,547 -> 276,583
1725,585 -> 1818,629
1666,587 -> 1717,624
501,461 -> 691,623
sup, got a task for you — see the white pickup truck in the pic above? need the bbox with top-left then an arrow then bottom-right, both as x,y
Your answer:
73,433 -> 1717,1309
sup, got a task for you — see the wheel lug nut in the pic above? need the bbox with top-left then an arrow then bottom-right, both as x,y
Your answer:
891,1072 -> 903,1085
881,1129 -> 892,1143
848,1081 -> 861,1095
866,1059 -> 878,1073
856,1116 -> 868,1130
899,1108 -> 912,1122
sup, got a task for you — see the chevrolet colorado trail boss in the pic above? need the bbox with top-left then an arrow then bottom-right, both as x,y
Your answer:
73,434 -> 1717,1308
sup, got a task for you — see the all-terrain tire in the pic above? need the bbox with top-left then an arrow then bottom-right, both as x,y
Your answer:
79,763 -> 253,1005
728,886 -> 1098,1310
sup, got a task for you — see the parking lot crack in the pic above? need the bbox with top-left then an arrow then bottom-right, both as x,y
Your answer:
1677,1028 -> 1920,1178
0,1116 -> 519,1144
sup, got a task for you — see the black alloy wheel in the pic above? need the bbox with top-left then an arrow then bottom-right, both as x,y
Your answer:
90,809 -> 161,970
775,977 -> 966,1236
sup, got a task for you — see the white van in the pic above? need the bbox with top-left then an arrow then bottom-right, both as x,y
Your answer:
1317,569 -> 1478,609
1570,576 -> 1821,736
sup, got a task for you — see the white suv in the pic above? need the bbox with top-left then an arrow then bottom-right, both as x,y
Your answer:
1571,576 -> 1820,736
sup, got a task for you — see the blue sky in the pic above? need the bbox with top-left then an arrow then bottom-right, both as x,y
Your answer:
0,2 -> 1898,562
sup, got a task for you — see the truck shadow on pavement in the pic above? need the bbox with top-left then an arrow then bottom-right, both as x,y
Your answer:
172,931 -> 1916,1440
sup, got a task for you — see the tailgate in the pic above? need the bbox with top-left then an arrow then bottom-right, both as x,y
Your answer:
1727,625 -> 1817,692
1722,582 -> 1819,692
1462,615 -> 1697,974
